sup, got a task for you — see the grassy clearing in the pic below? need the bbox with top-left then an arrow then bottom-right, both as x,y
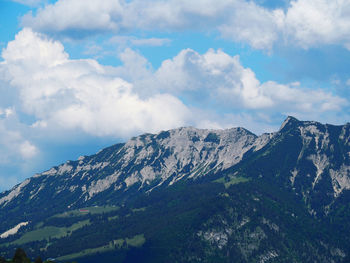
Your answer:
53,206 -> 119,218
56,234 -> 145,262
215,175 -> 250,189
108,215 -> 119,221
126,234 -> 146,247
10,220 -> 90,245
56,242 -> 115,262
132,207 -> 147,213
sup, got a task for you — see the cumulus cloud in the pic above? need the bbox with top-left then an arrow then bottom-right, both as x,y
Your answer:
149,49 -> 347,113
218,2 -> 284,50
19,141 -> 38,159
21,0 -> 277,49
1,29 -> 347,140
22,0 -> 126,37
284,0 -> 350,49
20,0 -> 350,50
0,108 -> 38,164
1,28 -> 191,137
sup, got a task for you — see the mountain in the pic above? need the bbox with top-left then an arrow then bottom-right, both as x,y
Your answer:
1,117 -> 350,262
0,126 -> 270,228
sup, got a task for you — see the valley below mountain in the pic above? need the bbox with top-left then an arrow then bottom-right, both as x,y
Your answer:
1,116 -> 350,262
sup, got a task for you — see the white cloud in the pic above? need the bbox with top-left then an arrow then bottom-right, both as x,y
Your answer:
218,2 -> 284,50
218,0 -> 350,50
0,108 -> 15,118
284,0 -> 350,49
2,28 -> 68,67
1,29 -> 347,140
150,48 -> 347,113
22,0 -> 276,50
20,0 -> 350,50
20,141 -> 38,159
22,0 -> 126,36
0,108 -> 38,164
1,28 -> 191,137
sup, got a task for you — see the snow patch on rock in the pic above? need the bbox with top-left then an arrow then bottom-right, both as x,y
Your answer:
0,222 -> 29,239
124,172 -> 139,188
0,179 -> 30,206
42,167 -> 57,176
198,229 -> 229,249
254,133 -> 274,152
30,184 -> 44,200
88,172 -> 120,198
58,163 -> 73,175
308,154 -> 329,188
259,250 -> 279,263
290,169 -> 298,186
330,165 -> 350,197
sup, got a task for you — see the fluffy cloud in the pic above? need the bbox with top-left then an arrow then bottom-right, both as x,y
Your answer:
22,0 -> 277,49
22,0 -> 126,37
21,0 -> 350,50
1,28 -> 190,137
0,108 -> 38,163
218,2 -> 284,50
0,27 -> 348,191
284,0 -> 350,49
0,109 -> 39,191
150,49 -> 347,113
1,28 -> 346,138
108,47 -> 348,124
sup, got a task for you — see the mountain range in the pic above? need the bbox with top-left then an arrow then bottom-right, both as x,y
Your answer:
1,116 -> 350,262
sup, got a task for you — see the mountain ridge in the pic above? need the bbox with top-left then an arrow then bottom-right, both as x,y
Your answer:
0,125 -> 267,208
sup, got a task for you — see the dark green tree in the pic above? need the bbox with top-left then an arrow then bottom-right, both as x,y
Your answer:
0,256 -> 6,263
12,248 -> 30,263
34,256 -> 43,263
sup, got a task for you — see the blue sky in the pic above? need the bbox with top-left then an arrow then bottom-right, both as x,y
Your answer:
0,0 -> 350,191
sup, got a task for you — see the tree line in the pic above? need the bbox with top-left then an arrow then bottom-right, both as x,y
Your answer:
0,248 -> 75,263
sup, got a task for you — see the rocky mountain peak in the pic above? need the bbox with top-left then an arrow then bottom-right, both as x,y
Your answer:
279,116 -> 300,131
